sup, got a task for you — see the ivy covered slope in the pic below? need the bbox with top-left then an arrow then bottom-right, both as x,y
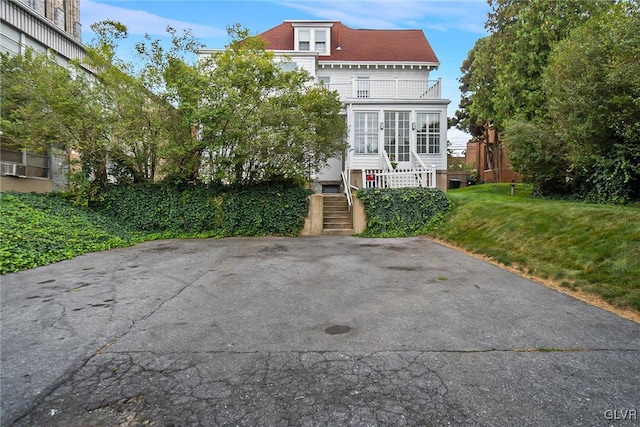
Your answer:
0,192 -> 145,274
356,188 -> 451,237
0,182 -> 311,274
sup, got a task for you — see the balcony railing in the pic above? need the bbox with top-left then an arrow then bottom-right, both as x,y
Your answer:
319,78 -> 442,100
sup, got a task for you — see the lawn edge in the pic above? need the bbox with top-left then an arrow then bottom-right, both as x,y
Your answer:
425,236 -> 640,324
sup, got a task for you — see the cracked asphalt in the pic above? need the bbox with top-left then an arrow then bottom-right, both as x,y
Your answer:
1,236 -> 638,426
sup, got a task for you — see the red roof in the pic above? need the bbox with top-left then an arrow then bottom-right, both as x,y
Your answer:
258,21 -> 439,64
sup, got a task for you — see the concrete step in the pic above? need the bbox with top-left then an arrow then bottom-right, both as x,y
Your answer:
322,195 -> 352,234
324,211 -> 351,218
322,228 -> 353,236
323,201 -> 349,208
324,222 -> 353,229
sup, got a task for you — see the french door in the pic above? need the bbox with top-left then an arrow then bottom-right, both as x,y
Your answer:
384,112 -> 411,168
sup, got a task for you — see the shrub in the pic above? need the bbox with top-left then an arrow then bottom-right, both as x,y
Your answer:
90,183 -> 226,233
222,182 -> 311,236
355,187 -> 451,237
90,181 -> 311,236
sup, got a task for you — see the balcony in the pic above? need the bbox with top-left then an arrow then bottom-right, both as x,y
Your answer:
319,78 -> 442,101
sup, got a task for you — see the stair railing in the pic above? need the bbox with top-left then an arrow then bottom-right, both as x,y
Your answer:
341,169 -> 353,209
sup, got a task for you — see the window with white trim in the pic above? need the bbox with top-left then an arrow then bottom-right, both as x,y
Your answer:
317,76 -> 330,87
314,30 -> 326,53
354,112 -> 379,154
295,27 -> 330,54
298,30 -> 310,50
416,113 -> 440,154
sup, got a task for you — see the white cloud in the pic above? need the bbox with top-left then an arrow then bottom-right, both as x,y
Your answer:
80,0 -> 226,39
278,0 -> 488,33
448,127 -> 472,147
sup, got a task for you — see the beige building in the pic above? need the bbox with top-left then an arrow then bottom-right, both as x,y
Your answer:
1,0 -> 85,192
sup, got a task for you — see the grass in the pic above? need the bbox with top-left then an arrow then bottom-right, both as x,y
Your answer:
430,184 -> 640,312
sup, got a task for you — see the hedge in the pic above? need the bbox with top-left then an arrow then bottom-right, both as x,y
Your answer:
355,187 -> 451,237
90,181 -> 311,236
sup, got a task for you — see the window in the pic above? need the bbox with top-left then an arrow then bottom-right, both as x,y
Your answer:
298,30 -> 310,51
295,27 -> 330,54
314,30 -> 326,53
317,76 -> 330,86
279,61 -> 297,72
354,112 -> 379,154
416,113 -> 440,154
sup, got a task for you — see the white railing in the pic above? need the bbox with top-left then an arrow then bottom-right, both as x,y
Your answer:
381,150 -> 393,171
361,168 -> 436,189
319,78 -> 442,100
411,149 -> 428,170
341,170 -> 353,208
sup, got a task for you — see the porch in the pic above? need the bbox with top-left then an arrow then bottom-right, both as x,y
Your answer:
320,78 -> 442,100
343,149 -> 438,191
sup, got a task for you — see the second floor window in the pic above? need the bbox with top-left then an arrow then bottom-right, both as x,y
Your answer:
314,30 -> 326,53
299,30 -> 310,50
296,28 -> 329,54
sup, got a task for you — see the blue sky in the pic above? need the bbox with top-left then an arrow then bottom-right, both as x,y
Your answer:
80,0 -> 491,148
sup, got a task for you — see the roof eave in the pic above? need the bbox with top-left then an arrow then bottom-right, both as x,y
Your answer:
318,60 -> 440,69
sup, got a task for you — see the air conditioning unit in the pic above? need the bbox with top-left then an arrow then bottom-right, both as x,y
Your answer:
0,162 -> 26,177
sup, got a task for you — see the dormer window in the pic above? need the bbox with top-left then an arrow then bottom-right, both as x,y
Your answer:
315,31 -> 326,53
299,30 -> 310,51
292,22 -> 332,55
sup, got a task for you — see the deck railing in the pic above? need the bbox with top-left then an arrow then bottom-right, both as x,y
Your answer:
362,168 -> 436,189
319,78 -> 442,100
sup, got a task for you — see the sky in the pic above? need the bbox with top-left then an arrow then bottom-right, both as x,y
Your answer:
79,0 -> 492,150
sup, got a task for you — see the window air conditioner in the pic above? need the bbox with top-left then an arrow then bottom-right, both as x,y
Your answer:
0,162 -> 27,177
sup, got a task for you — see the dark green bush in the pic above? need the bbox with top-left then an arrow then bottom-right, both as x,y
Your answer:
91,183 -> 226,233
91,181 -> 311,236
355,187 -> 451,237
222,182 -> 311,236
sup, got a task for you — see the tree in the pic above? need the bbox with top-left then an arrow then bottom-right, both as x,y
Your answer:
544,2 -> 640,203
136,25 -> 347,185
0,49 -> 112,189
502,119 -> 569,195
456,0 -> 613,132
83,21 -> 185,184
2,22 -> 347,191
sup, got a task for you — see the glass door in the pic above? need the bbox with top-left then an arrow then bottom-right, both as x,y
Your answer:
384,112 -> 411,168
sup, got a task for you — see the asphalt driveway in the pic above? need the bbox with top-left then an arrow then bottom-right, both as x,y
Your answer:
1,236 -> 638,426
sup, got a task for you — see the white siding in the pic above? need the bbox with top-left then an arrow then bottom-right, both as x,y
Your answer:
351,154 -> 382,170
317,156 -> 342,181
273,53 -> 317,78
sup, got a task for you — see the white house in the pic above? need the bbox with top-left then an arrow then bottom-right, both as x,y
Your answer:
257,20 -> 450,193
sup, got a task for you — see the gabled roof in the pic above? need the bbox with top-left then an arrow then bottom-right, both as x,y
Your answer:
258,21 -> 439,65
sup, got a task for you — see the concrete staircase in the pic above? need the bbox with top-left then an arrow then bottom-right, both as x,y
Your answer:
322,194 -> 353,236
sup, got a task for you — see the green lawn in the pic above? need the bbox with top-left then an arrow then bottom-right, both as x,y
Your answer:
431,184 -> 640,312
